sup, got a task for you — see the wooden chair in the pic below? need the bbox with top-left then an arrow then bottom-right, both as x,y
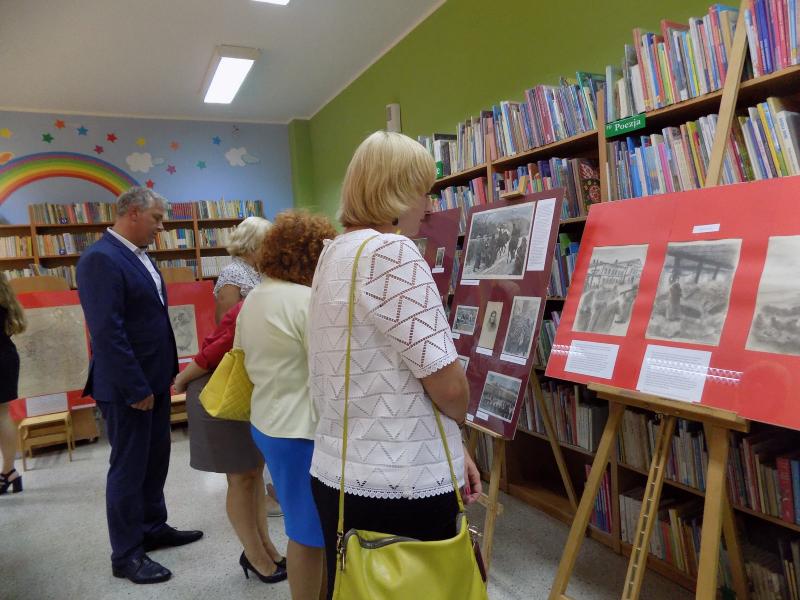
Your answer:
17,411 -> 75,471
8,275 -> 70,294
160,267 -> 196,283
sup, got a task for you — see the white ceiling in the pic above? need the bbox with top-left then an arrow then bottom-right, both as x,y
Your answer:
0,0 -> 443,123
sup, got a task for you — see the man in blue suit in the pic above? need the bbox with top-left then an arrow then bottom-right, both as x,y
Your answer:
77,187 -> 202,584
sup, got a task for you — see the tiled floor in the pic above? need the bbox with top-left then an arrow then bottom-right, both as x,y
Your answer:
1,424 -> 692,599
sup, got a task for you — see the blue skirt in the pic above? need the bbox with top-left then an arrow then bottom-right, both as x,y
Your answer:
250,427 -> 324,548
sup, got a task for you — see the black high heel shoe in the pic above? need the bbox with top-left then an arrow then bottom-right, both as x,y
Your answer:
239,552 -> 287,583
0,469 -> 22,495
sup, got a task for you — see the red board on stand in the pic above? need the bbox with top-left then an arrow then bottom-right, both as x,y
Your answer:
413,207 -> 461,301
545,176 -> 800,431
10,281 -> 216,420
451,189 -> 564,439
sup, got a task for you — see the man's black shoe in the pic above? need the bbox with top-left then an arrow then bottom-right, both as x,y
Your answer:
143,526 -> 204,552
112,555 -> 171,584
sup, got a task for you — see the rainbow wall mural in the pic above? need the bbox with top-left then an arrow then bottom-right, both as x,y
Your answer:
0,152 -> 139,206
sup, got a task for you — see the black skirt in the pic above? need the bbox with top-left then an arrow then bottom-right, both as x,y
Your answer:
0,342 -> 20,404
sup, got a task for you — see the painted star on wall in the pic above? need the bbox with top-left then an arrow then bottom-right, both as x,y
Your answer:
170,141 -> 180,151
94,145 -> 104,154
212,136 -> 221,145
107,133 -> 118,143
166,165 -> 176,175
54,119 -> 66,129
42,133 -> 54,143
77,126 -> 88,136
0,128 -> 12,139
196,160 -> 207,170
136,137 -> 146,146
146,179 -> 155,189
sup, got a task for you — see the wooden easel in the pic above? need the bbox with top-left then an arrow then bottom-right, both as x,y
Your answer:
550,4 -> 753,598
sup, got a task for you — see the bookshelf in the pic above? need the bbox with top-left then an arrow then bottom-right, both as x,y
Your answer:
0,202 -> 263,287
428,5 -> 800,594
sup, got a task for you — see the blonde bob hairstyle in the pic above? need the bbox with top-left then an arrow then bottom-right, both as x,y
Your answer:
226,216 -> 272,258
339,131 -> 436,228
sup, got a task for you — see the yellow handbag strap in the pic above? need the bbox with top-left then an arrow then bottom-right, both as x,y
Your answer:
337,234 -> 465,552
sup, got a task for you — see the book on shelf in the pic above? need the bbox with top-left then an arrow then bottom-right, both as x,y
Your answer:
606,96 -> 800,200
35,265 -> 78,288
0,236 -> 32,258
199,227 -> 236,248
195,199 -> 264,219
534,310 -> 561,366
497,157 -> 600,219
199,255 -> 234,277
30,201 -> 117,225
2,267 -> 35,279
447,249 -> 462,297
37,232 -> 103,256
418,133 -> 458,178
431,177 -> 487,234
155,258 -> 197,276
548,233 -> 580,298
148,228 -> 196,251
166,202 -> 194,220
586,464 -> 613,534
744,538 -> 800,600
473,430 -> 494,475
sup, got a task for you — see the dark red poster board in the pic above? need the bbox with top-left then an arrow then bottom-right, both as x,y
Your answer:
450,189 -> 565,439
10,281 -> 216,420
413,207 -> 461,301
545,176 -> 800,432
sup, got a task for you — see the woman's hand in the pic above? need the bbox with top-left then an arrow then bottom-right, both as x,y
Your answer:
462,447 -> 482,505
173,373 -> 187,394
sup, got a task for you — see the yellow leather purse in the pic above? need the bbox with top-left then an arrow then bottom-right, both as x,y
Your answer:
199,348 -> 253,421
332,236 -> 488,600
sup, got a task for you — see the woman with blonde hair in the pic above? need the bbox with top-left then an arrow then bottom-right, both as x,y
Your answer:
307,131 -> 482,597
0,273 -> 26,494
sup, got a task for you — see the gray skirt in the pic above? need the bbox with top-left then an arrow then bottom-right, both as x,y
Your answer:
186,374 -> 264,474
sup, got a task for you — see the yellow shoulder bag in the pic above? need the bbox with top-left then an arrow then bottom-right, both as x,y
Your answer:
199,348 -> 253,422
332,235 -> 488,600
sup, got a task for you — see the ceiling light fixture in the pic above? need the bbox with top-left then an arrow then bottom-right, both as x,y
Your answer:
202,45 -> 261,104
253,0 -> 291,5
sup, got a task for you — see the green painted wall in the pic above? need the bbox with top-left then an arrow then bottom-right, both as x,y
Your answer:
288,118 -> 315,211
298,0 -> 715,220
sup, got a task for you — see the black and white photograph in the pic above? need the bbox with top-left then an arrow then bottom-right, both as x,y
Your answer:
747,235 -> 800,356
477,300 -> 504,350
477,371 -> 523,422
501,296 -> 542,360
452,305 -> 479,335
461,202 -> 535,280
646,239 -> 741,346
574,245 -> 648,336
435,246 -> 445,268
458,355 -> 470,372
412,237 -> 428,257
168,304 -> 199,357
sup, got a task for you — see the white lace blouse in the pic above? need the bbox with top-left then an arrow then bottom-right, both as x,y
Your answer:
308,229 -> 464,499
213,257 -> 261,299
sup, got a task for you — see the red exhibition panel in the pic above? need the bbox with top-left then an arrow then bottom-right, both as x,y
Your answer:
545,176 -> 800,431
413,207 -> 461,301
451,189 -> 564,439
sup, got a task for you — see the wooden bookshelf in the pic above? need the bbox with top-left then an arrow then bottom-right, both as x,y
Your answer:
428,54 -> 800,594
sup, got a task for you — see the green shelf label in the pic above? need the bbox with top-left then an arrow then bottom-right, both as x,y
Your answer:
436,161 -> 444,179
605,114 -> 646,138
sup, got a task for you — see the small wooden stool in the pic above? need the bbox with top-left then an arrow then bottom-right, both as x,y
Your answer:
17,411 -> 75,471
170,393 -> 188,425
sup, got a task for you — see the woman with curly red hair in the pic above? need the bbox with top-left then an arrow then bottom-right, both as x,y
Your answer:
238,210 -> 338,599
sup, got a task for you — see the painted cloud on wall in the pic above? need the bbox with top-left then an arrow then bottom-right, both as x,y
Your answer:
125,152 -> 165,173
225,147 -> 260,167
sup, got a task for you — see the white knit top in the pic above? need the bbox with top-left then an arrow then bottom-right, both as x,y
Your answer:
308,229 -> 464,500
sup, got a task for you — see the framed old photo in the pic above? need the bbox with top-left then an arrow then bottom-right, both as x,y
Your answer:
434,247 -> 445,269
477,371 -> 523,422
501,296 -> 542,361
453,305 -> 479,335
477,301 -> 504,351
461,202 -> 535,280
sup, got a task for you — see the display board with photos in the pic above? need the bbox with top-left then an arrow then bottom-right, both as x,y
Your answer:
412,207 -> 461,301
450,189 -> 565,439
545,176 -> 800,432
9,280 -> 217,420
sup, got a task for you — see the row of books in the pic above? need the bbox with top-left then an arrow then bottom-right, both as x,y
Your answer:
194,199 -> 264,219
432,177 -> 488,234
30,201 -> 118,225
606,5 -> 746,120
745,0 -> 800,77
147,229 -> 196,251
728,430 -> 800,525
199,255 -> 234,277
586,465 -> 613,534
496,158 -> 601,219
2,267 -> 35,280
0,236 -> 32,258
198,227 -> 235,248
155,258 -> 197,276
534,310 -> 561,367
753,538 -> 800,600
607,98 -> 800,200
548,233 -> 580,298
166,202 -> 195,220
619,491 -> 733,583
38,265 -> 77,288
37,232 -> 102,256
617,411 -> 709,491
